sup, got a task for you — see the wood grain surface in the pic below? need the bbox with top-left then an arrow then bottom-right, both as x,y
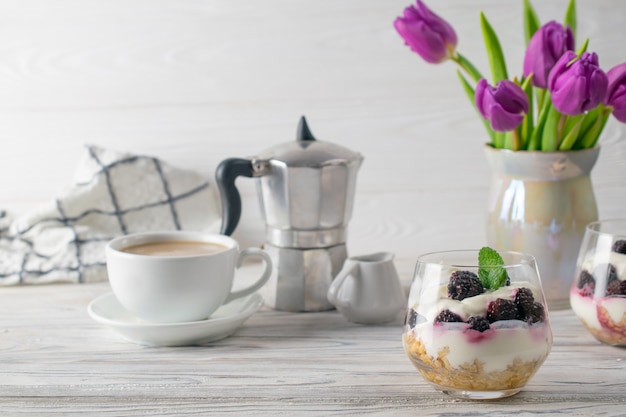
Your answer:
1,281 -> 625,416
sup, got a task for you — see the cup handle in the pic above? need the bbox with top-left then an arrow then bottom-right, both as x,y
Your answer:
224,248 -> 272,304
327,260 -> 358,309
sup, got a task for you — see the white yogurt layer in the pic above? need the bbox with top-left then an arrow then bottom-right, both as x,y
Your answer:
571,289 -> 626,329
411,321 -> 551,373
570,289 -> 602,329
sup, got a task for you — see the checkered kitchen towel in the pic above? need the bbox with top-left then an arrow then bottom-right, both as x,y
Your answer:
0,145 -> 221,285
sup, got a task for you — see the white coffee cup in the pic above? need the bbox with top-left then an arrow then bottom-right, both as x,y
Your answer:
106,231 -> 272,323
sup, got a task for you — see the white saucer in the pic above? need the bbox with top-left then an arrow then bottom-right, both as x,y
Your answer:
87,292 -> 264,347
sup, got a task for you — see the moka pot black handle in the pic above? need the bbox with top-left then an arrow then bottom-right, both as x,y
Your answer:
215,158 -> 254,236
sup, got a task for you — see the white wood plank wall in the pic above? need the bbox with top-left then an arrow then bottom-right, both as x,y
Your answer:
1,0 -> 625,282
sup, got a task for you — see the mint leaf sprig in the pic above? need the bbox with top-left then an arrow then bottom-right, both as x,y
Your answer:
478,247 -> 509,290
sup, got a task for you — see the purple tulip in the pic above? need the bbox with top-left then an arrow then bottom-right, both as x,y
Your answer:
394,1 -> 458,64
523,21 -> 574,89
605,62 -> 626,123
548,51 -> 608,116
475,79 -> 529,132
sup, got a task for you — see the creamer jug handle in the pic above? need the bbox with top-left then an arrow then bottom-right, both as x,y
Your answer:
327,260 -> 359,309
215,158 -> 254,236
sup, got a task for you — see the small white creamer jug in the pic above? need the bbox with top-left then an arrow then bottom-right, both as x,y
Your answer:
327,252 -> 406,324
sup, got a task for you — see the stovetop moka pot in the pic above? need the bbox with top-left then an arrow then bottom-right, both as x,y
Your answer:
216,116 -> 363,311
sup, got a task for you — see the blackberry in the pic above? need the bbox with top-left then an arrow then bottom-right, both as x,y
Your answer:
467,316 -> 490,332
434,309 -> 463,324
515,287 -> 534,305
486,298 -> 518,323
515,287 -> 535,319
406,309 -> 418,328
448,271 -> 484,301
514,287 -> 545,323
607,280 -> 626,296
577,270 -> 596,290
612,240 -> 626,254
524,302 -> 546,324
593,263 -> 618,284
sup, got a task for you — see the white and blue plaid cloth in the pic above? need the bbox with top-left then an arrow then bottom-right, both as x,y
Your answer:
0,145 -> 220,285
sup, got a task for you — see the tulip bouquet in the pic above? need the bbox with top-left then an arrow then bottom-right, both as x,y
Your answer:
394,0 -> 626,151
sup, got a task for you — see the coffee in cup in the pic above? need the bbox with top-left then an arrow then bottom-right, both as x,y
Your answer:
121,240 -> 228,257
106,231 -> 272,323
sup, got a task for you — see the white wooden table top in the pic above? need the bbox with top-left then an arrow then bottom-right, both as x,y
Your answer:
1,279 -> 625,416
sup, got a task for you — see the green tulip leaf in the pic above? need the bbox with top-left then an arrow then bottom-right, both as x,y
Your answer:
455,52 -> 484,83
575,38 -> 589,59
541,103 -> 561,151
578,106 -> 601,139
503,131 -> 514,150
494,131 -> 506,149
528,96 -> 551,150
480,12 -> 508,83
562,113 -> 584,138
523,0 -> 541,46
558,116 -> 584,151
520,74 -> 534,91
564,0 -> 577,39
504,130 -> 523,151
587,111 -> 610,148
520,76 -> 534,149
580,104 -> 611,149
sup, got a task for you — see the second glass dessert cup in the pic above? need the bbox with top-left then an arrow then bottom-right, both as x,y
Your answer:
570,219 -> 626,347
403,250 -> 553,400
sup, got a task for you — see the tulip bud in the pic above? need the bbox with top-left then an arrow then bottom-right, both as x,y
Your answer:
605,62 -> 626,123
548,51 -> 608,116
523,21 -> 574,89
394,1 -> 458,64
475,79 -> 529,132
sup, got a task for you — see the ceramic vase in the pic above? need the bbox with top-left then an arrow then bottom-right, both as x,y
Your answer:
484,146 -> 600,310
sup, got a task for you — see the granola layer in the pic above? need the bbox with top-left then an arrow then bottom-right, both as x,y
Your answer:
403,333 -> 546,391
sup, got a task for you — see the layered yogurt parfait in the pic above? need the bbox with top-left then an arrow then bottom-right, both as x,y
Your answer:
570,220 -> 626,347
403,249 -> 552,399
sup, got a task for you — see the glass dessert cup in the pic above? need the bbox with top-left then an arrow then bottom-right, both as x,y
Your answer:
403,250 -> 553,400
570,220 -> 626,348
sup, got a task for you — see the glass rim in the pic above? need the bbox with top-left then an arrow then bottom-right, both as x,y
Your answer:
416,249 -> 536,269
585,218 -> 626,239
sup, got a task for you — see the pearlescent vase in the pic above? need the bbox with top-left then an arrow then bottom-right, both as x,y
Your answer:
485,146 -> 600,310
